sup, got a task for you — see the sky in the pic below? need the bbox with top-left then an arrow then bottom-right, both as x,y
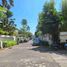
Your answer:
11,0 -> 61,34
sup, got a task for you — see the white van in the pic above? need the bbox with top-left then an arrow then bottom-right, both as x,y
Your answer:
60,32 -> 67,43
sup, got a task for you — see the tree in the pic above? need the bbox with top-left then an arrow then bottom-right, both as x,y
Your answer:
61,0 -> 67,31
21,19 -> 27,32
27,26 -> 30,32
0,8 -> 16,35
6,19 -> 16,35
37,12 -> 45,32
21,19 -> 30,32
20,19 -> 31,37
37,0 -> 61,45
35,31 -> 42,37
0,6 -> 7,20
0,0 -> 15,35
0,0 -> 16,35
2,0 -> 14,7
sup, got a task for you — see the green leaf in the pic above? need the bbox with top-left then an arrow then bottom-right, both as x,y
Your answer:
0,6 -> 7,12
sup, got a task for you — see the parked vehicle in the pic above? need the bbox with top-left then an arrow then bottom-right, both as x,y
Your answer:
32,36 -> 40,46
19,37 -> 24,43
24,37 -> 30,42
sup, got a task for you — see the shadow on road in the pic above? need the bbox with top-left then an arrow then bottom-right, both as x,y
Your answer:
29,45 -> 67,56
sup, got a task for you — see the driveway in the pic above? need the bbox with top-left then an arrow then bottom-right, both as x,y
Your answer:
0,40 -> 63,67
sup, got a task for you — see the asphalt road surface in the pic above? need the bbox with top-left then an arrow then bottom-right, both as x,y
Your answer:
0,40 -> 60,67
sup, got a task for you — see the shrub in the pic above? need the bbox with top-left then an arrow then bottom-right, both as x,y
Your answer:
3,40 -> 17,47
0,29 -> 4,34
41,40 -> 49,47
4,31 -> 9,35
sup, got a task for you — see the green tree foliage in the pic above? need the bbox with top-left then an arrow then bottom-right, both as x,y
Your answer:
0,7 -> 16,35
0,6 -> 7,19
2,0 -> 14,7
21,19 -> 28,32
61,0 -> 67,31
0,0 -> 16,35
35,31 -> 42,37
6,10 -> 13,18
37,12 -> 45,32
37,0 -> 61,44
19,19 -> 32,38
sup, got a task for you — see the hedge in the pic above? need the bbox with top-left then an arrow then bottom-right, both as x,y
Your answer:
3,40 -> 17,47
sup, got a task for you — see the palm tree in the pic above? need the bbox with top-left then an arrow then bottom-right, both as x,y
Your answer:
2,0 -> 14,7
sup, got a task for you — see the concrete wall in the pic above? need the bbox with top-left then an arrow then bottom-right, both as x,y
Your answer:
0,35 -> 16,41
0,35 -> 16,48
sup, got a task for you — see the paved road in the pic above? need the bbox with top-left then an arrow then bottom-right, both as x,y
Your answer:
0,41 -> 60,67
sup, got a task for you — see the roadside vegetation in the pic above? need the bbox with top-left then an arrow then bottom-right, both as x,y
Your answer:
0,0 -> 18,48
0,0 -> 17,36
3,40 -> 17,48
18,19 -> 32,43
0,0 -> 67,49
35,0 -> 67,48
0,0 -> 32,48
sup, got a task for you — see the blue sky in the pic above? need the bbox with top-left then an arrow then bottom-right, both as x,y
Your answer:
11,0 -> 61,34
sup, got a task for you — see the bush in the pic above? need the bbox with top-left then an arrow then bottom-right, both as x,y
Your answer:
3,40 -> 17,47
60,42 -> 65,49
41,40 -> 49,47
4,31 -> 9,35
0,29 -> 4,34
